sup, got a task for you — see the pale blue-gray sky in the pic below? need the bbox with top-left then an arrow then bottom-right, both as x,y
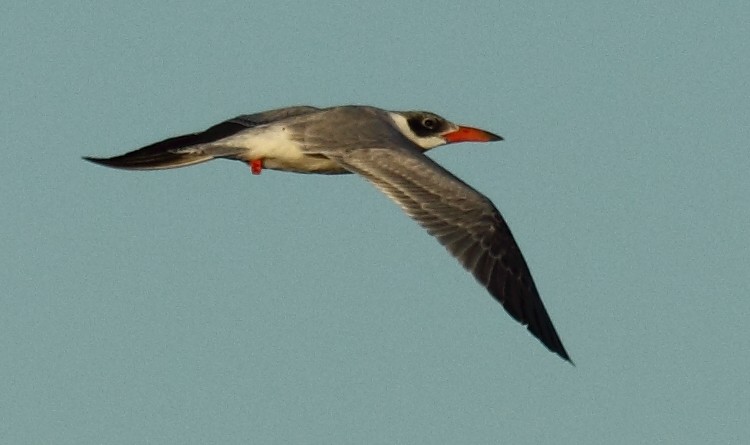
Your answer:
2,1 -> 749,444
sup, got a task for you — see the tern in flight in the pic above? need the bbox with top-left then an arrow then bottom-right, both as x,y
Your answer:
85,105 -> 572,362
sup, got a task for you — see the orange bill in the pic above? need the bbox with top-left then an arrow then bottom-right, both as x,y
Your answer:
442,126 -> 503,143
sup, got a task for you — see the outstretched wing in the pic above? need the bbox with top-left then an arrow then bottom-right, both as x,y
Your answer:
83,106 -> 321,170
335,146 -> 571,362
230,105 -> 321,127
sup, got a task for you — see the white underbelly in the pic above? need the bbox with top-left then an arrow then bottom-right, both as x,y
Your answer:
223,125 -> 348,174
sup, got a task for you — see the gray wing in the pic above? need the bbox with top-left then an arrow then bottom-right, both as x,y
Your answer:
229,105 -> 321,127
335,147 -> 571,362
84,106 -> 322,170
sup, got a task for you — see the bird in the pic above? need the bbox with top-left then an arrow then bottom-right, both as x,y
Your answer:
84,105 -> 572,362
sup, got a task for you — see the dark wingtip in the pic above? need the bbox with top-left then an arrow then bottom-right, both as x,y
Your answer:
558,348 -> 574,365
82,155 -> 126,169
82,156 -> 109,166
532,324 -> 572,364
82,154 -> 147,170
551,337 -> 573,365
534,327 -> 572,364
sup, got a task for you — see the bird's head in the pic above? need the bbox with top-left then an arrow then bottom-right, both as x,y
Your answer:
390,110 -> 503,150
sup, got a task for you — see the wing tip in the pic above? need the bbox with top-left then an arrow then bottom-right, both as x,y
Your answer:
524,320 -> 573,364
82,155 -> 114,167
82,155 -> 140,170
539,327 -> 573,364
557,347 -> 574,365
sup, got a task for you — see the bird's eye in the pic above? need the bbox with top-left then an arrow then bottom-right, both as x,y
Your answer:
422,118 -> 437,129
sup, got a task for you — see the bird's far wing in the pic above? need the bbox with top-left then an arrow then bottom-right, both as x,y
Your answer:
83,106 -> 322,170
230,106 -> 321,127
335,147 -> 571,362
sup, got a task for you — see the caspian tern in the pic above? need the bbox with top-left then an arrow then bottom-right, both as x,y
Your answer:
84,105 -> 572,362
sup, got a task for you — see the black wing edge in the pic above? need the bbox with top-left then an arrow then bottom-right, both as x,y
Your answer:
82,120 -> 250,170
477,214 -> 574,365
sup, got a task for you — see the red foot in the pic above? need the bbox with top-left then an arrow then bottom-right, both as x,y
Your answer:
249,159 -> 263,175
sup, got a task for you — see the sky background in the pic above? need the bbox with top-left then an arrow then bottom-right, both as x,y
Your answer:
2,1 -> 749,444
